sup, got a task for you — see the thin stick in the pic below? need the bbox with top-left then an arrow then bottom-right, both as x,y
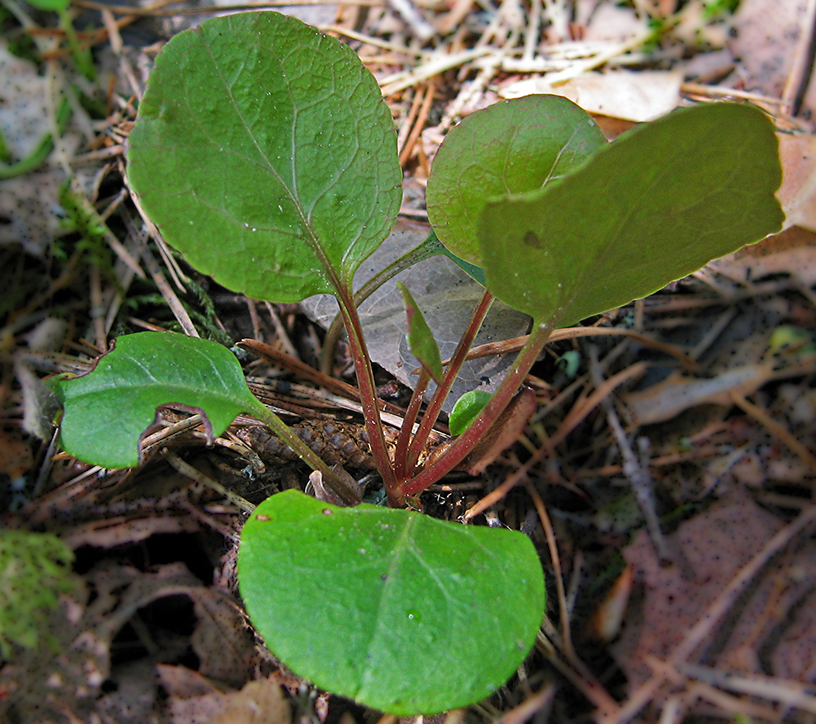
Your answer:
730,391 -> 816,475
497,683 -> 555,724
445,326 -> 697,371
589,347 -> 669,561
399,79 -> 435,166
162,450 -> 254,514
465,362 -> 647,520
524,480 -> 574,662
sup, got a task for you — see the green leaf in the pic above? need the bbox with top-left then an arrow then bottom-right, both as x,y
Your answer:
448,389 -> 493,435
396,282 -> 443,383
55,332 -> 258,468
25,0 -> 69,11
238,490 -> 545,715
426,95 -> 608,266
478,102 -> 785,325
126,12 -> 402,302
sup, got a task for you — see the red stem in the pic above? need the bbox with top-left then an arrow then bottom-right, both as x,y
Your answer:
393,368 -> 431,480
401,322 -> 552,496
335,286 -> 398,494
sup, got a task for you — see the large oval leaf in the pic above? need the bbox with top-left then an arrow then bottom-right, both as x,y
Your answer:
426,94 -> 608,265
126,12 -> 402,302
478,102 -> 785,325
55,333 -> 257,468
238,490 -> 545,714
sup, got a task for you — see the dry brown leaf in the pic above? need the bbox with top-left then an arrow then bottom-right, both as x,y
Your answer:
189,589 -> 256,688
164,673 -> 291,724
157,663 -> 222,699
209,678 -> 291,724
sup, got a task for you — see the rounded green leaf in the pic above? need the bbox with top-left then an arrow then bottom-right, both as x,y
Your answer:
55,332 -> 257,468
126,12 -> 402,302
426,95 -> 608,265
448,389 -> 493,435
478,102 -> 785,325
238,490 -> 545,715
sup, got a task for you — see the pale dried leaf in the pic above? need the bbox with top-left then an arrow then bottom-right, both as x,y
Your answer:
776,134 -> 816,233
729,0 -> 809,102
622,364 -> 773,426
500,71 -> 681,122
581,2 -> 647,41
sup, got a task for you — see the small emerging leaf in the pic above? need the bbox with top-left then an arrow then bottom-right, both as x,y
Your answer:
55,332 -> 258,468
126,12 -> 402,303
238,490 -> 545,715
478,102 -> 785,324
427,95 -> 608,266
448,389 -> 493,435
397,282 -> 443,383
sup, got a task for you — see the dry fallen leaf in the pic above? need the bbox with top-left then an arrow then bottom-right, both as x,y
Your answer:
776,134 -> 816,233
729,0 -> 815,114
612,486 -> 783,692
209,678 -> 291,724
622,364 -> 773,426
189,589 -> 256,689
500,70 -> 682,122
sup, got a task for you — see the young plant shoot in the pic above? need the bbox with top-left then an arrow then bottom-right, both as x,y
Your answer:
54,10 -> 784,715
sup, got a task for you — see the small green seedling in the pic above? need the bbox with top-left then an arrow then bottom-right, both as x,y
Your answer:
53,10 -> 783,714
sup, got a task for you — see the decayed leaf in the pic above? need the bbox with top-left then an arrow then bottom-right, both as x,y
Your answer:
708,226 -> 816,287
729,0 -> 816,115
622,364 -> 773,426
500,70 -> 682,122
0,560 -> 208,721
210,679 -> 291,724
615,486 -> 816,701
301,220 -> 531,413
189,589 -> 256,688
612,487 -> 783,692
162,668 -> 291,724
